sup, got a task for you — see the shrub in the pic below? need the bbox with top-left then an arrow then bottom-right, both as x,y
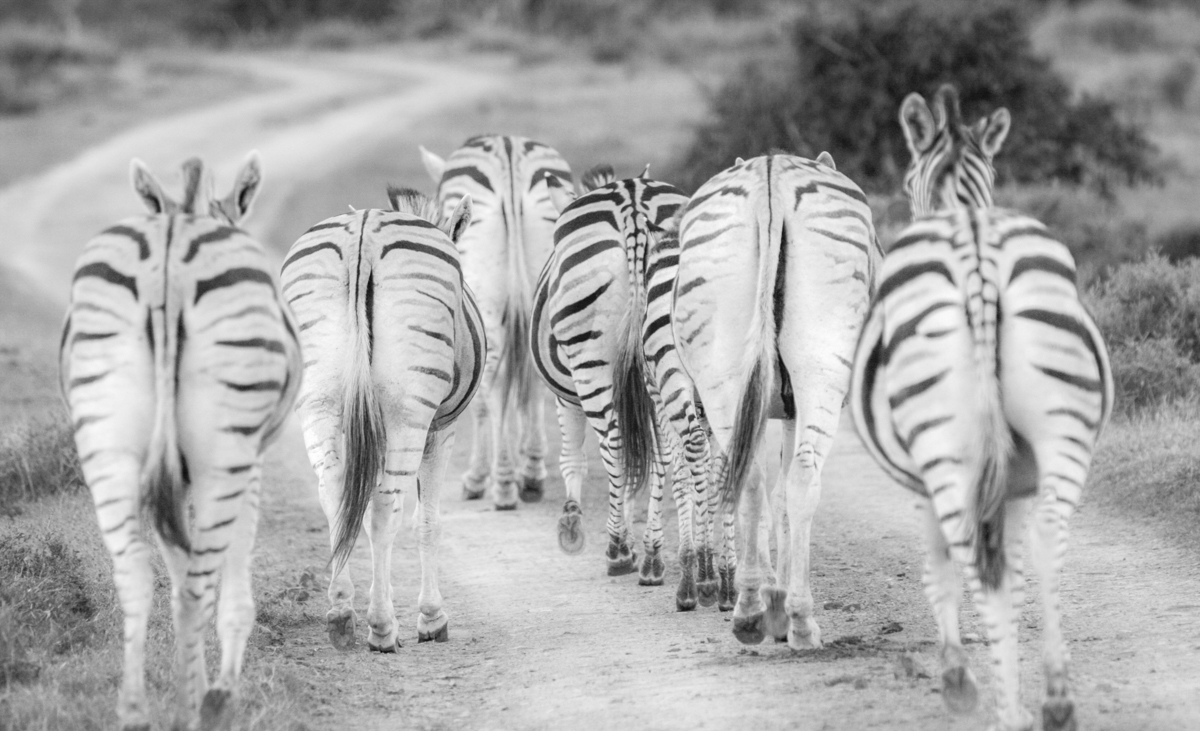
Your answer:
1160,58 -> 1196,109
0,531 -> 100,687
1082,10 -> 1159,53
0,415 -> 86,511
671,1 -> 1161,196
0,22 -> 116,114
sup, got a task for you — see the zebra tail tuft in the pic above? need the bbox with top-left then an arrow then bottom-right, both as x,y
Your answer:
720,359 -> 770,511
495,296 -> 534,426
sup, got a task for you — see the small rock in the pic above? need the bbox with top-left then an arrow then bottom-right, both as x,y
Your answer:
853,678 -> 869,690
843,603 -> 862,612
880,621 -> 903,635
823,601 -> 844,610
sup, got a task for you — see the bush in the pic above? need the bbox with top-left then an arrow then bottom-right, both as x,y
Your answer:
1160,58 -> 1196,109
1081,10 -> 1159,52
0,22 -> 116,114
1086,253 -> 1200,414
671,1 -> 1161,196
0,531 -> 100,687
0,416 -> 86,511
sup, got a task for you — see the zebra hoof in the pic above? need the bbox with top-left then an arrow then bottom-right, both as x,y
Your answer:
462,485 -> 485,500
675,573 -> 697,612
606,542 -> 638,576
732,611 -> 766,645
200,689 -> 234,731
326,607 -> 357,650
417,612 -> 449,643
494,501 -> 518,511
638,550 -> 665,586
942,666 -> 980,714
368,630 -> 400,653
697,579 -> 718,607
786,617 -> 822,650
519,476 -> 544,503
1043,698 -> 1077,731
761,587 -> 789,641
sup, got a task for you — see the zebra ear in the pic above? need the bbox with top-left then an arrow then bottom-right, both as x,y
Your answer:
543,171 -> 575,215
218,151 -> 263,224
816,151 -> 836,170
899,92 -> 936,157
445,194 -> 472,244
130,158 -> 176,214
639,163 -> 651,179
419,145 -> 446,184
978,107 -> 1011,159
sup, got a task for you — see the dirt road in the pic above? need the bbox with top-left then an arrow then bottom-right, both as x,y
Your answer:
4,46 -> 1199,731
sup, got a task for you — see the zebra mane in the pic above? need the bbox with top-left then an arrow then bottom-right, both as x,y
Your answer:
581,164 -> 616,192
386,185 -> 441,225
179,157 -> 206,215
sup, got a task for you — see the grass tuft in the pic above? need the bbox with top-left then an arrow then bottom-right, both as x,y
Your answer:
0,414 -> 85,513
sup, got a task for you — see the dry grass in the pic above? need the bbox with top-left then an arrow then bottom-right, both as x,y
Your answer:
1090,400 -> 1200,549
0,414 -> 85,513
0,490 -> 320,730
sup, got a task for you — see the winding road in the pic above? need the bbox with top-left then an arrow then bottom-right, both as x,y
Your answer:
3,46 -> 1198,730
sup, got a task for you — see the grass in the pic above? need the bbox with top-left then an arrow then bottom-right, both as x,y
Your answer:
0,415 -> 85,514
1089,400 -> 1200,549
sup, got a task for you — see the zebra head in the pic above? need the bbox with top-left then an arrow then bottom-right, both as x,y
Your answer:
899,84 -> 1010,219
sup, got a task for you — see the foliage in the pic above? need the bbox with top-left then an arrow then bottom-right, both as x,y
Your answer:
0,531 -> 101,687
0,415 -> 86,511
1085,253 -> 1200,415
1154,222 -> 1200,262
1160,58 -> 1196,109
671,1 -> 1161,195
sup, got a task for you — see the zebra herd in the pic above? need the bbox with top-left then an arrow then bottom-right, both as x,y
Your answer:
56,83 -> 1110,731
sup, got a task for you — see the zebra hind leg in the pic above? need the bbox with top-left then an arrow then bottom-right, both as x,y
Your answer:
554,400 -> 588,554
1031,489 -> 1078,731
920,500 -> 978,714
461,399 -> 492,500
416,429 -> 456,643
638,451 -> 666,587
601,434 -> 638,576
518,391 -> 548,503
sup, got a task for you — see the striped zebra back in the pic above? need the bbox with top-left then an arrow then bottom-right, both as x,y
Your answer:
282,207 -> 484,433
899,84 -> 1011,219
60,155 -> 301,550
532,173 -> 686,406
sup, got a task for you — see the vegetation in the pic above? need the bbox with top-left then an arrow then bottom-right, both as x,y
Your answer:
671,1 -> 1161,195
1085,253 -> 1200,416
0,415 -> 85,513
0,22 -> 116,114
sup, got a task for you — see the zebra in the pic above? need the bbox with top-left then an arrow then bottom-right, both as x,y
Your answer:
672,152 -> 880,647
60,152 -> 302,731
282,184 -> 481,653
848,85 -> 1113,731
531,164 -> 711,607
418,135 -> 573,509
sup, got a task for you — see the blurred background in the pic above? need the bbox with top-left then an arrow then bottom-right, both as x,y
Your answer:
3,1 -> 1200,727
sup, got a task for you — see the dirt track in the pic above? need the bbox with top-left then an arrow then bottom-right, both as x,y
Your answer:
6,47 -> 1200,730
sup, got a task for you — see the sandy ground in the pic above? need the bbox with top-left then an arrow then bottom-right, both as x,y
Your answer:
3,46 -> 1199,730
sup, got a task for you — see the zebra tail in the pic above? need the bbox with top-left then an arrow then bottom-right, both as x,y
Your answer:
613,216 -> 658,498
142,302 -> 189,551
496,185 -> 536,427
333,258 -> 386,572
719,197 -> 781,511
970,315 -> 1012,591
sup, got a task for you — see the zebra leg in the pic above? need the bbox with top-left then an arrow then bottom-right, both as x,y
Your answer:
363,437 -> 420,654
416,428 -> 456,643
966,498 -> 1033,731
518,387 -> 548,502
732,448 -> 775,644
920,499 -> 977,714
639,449 -> 667,587
88,456 -> 155,731
554,399 -> 588,554
202,468 -> 264,731
461,397 -> 492,500
489,387 -> 521,510
601,431 -> 638,576
1031,488 -> 1078,731
764,419 -> 795,642
159,539 -> 213,731
710,450 -> 738,612
300,416 -> 358,650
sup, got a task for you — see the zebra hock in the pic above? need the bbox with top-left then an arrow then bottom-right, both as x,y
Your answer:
61,152 -> 301,731
420,135 -> 572,509
849,85 -> 1112,731
283,185 -> 482,653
